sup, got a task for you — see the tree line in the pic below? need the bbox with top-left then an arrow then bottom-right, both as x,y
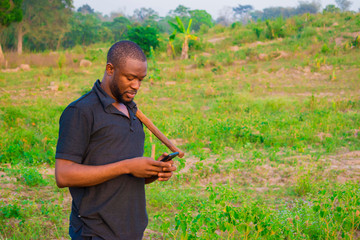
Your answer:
0,0 -> 355,59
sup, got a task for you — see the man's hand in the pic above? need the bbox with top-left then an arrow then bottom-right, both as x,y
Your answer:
124,157 -> 171,178
145,153 -> 177,184
157,152 -> 177,181
157,159 -> 176,181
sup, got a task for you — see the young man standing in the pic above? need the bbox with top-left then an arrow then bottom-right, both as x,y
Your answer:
55,41 -> 176,239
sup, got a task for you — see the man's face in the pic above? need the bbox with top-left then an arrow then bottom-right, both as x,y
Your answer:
109,58 -> 147,103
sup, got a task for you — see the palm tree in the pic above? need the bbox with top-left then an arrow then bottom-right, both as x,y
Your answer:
168,16 -> 197,60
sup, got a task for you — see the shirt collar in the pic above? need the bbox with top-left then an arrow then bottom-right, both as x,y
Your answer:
93,79 -> 138,113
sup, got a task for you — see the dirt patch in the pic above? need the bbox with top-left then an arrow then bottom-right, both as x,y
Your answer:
349,31 -> 360,38
335,37 -> 344,45
208,37 -> 227,43
317,132 -> 332,141
165,81 -> 176,86
247,38 -> 283,48
178,151 -> 360,187
39,167 -> 55,176
170,138 -> 188,146
0,171 -> 17,182
178,156 -> 200,174
158,97 -> 171,101
323,151 -> 360,183
143,228 -> 163,240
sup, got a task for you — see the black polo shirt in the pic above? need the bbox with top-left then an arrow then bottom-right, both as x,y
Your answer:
56,80 -> 147,240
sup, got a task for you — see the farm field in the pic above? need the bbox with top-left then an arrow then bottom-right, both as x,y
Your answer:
1,12 -> 360,239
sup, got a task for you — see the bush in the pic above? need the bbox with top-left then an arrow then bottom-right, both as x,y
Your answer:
128,26 -> 160,56
232,29 -> 257,45
298,26 -> 317,38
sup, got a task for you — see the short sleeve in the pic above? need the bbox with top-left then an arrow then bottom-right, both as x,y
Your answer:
55,106 -> 91,164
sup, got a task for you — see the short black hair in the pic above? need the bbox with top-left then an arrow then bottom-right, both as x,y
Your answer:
107,41 -> 146,67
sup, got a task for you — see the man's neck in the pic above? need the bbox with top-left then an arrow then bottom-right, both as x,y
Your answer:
112,102 -> 130,118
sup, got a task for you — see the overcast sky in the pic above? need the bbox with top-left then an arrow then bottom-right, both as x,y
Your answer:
72,0 -> 360,18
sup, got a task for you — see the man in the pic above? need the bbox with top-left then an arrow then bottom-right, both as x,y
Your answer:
55,41 -> 176,240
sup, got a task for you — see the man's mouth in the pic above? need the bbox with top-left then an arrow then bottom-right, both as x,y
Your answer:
125,91 -> 137,99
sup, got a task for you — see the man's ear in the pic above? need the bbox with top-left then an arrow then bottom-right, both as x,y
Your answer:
106,63 -> 114,76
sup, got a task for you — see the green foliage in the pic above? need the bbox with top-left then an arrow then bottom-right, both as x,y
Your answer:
63,13 -> 112,49
353,35 -> 360,48
0,0 -> 23,26
232,28 -> 257,44
298,26 -> 317,38
189,9 -> 214,31
265,18 -> 286,39
102,16 -> 131,42
323,4 -> 341,13
57,53 -> 66,69
20,0 -> 73,51
150,182 -> 360,239
321,43 -> 331,54
0,103 -> 60,165
127,25 -> 159,56
84,48 -> 105,62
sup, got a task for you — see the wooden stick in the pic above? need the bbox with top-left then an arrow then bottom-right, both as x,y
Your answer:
136,109 -> 185,158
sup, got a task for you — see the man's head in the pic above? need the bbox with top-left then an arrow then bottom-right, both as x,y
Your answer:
104,41 -> 147,103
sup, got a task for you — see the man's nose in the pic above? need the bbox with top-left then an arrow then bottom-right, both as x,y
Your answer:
131,79 -> 141,90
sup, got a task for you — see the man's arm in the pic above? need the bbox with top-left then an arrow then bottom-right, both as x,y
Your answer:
55,157 -> 172,188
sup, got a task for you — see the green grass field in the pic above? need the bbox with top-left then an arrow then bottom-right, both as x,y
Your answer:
1,12 -> 360,239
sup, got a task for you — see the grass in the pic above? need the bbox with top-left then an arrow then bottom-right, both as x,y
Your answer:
1,12 -> 360,239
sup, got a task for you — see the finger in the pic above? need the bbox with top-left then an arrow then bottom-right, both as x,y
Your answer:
156,153 -> 168,161
145,171 -> 160,177
146,166 -> 163,173
152,160 -> 171,168
158,177 -> 170,181
158,171 -> 173,179
162,165 -> 177,172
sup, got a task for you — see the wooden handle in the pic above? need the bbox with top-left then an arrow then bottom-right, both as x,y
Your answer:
136,109 -> 185,158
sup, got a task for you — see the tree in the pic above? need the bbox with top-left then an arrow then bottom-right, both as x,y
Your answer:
262,7 -> 295,20
168,16 -> 197,60
216,6 -> 236,26
133,7 -> 159,23
17,0 -> 72,53
169,5 -> 190,18
127,26 -> 159,56
335,0 -> 352,11
323,4 -> 341,13
103,16 -> 131,41
295,1 -> 320,15
233,4 -> 253,23
63,12 -> 111,48
77,4 -> 95,15
189,10 -> 214,31
0,0 -> 23,63
168,5 -> 190,29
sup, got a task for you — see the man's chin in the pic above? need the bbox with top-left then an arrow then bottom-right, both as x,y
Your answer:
119,97 -> 133,104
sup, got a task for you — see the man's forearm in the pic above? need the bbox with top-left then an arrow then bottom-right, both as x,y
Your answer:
55,159 -> 129,188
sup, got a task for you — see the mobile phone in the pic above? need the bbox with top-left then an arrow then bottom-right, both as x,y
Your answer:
160,152 -> 179,162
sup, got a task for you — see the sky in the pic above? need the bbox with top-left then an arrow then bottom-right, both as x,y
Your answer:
72,0 -> 360,18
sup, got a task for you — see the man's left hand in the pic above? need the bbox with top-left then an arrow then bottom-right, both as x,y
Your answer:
157,159 -> 176,181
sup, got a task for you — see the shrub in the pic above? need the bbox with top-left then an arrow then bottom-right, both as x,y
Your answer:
128,26 -> 160,56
